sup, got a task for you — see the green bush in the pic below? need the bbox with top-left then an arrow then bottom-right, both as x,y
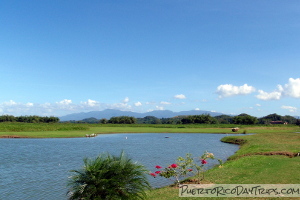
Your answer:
67,151 -> 151,200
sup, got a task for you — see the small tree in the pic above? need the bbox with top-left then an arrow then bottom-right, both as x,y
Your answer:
67,151 -> 151,200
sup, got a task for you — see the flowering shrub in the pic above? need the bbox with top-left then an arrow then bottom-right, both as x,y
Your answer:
150,151 -> 222,185
170,163 -> 178,168
150,172 -> 156,177
201,159 -> 207,164
152,162 -> 190,185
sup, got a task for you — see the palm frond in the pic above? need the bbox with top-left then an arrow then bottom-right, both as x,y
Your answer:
67,151 -> 151,200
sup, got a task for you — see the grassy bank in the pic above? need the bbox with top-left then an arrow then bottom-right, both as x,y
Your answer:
0,122 -> 298,138
0,123 -> 243,138
147,126 -> 300,200
148,156 -> 300,200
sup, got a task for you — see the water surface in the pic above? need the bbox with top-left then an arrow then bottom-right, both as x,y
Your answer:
0,133 -> 240,200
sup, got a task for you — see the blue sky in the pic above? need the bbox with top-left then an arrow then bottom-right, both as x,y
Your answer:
1,0 -> 300,117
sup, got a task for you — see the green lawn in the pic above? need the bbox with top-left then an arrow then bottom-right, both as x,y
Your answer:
148,156 -> 300,200
0,123 -> 241,138
147,126 -> 300,200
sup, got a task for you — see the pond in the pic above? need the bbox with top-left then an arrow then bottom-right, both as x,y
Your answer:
0,133 -> 241,200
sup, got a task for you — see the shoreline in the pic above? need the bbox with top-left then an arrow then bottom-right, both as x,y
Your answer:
0,135 -> 28,138
0,131 -> 242,139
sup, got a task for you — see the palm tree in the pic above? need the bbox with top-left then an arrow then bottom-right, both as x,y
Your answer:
67,151 -> 151,200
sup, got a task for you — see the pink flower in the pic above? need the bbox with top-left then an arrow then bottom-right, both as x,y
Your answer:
150,173 -> 156,177
188,169 -> 193,172
170,163 -> 178,168
201,159 -> 207,164
155,171 -> 161,174
155,165 -> 162,169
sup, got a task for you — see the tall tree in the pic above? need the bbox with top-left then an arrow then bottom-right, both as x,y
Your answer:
108,116 -> 137,124
233,113 -> 258,125
215,115 -> 233,124
181,114 -> 217,124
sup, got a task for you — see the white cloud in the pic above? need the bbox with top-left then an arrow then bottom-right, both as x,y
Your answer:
282,78 -> 300,98
216,84 -> 256,98
0,98 -> 140,116
195,108 -> 200,110
54,99 -> 75,111
256,89 -> 282,100
255,104 -> 261,107
123,97 -> 129,103
57,99 -> 72,105
146,101 -> 156,105
107,102 -> 132,111
134,102 -> 142,106
81,99 -> 99,107
0,100 -> 46,116
26,103 -> 34,107
160,101 -> 171,105
155,106 -> 164,110
256,78 -> 300,101
102,98 -> 133,111
281,105 -> 297,113
174,94 -> 186,99
3,100 -> 17,106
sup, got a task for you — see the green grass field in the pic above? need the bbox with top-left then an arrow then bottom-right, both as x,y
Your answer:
146,125 -> 300,200
1,123 -> 300,199
1,122 -> 295,138
0,123 -> 242,138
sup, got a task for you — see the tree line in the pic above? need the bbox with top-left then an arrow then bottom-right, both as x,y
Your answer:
70,113 -> 300,125
0,115 -> 60,123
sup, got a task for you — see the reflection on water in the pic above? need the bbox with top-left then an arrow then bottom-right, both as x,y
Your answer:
0,133 -> 240,200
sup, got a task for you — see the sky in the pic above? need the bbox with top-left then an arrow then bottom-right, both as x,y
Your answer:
1,0 -> 300,118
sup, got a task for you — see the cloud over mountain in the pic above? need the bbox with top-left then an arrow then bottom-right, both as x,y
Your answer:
281,105 -> 297,113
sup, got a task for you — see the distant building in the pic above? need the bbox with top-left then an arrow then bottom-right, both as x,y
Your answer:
270,121 -> 288,125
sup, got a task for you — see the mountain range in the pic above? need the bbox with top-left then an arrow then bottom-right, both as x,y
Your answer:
59,109 -> 225,121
